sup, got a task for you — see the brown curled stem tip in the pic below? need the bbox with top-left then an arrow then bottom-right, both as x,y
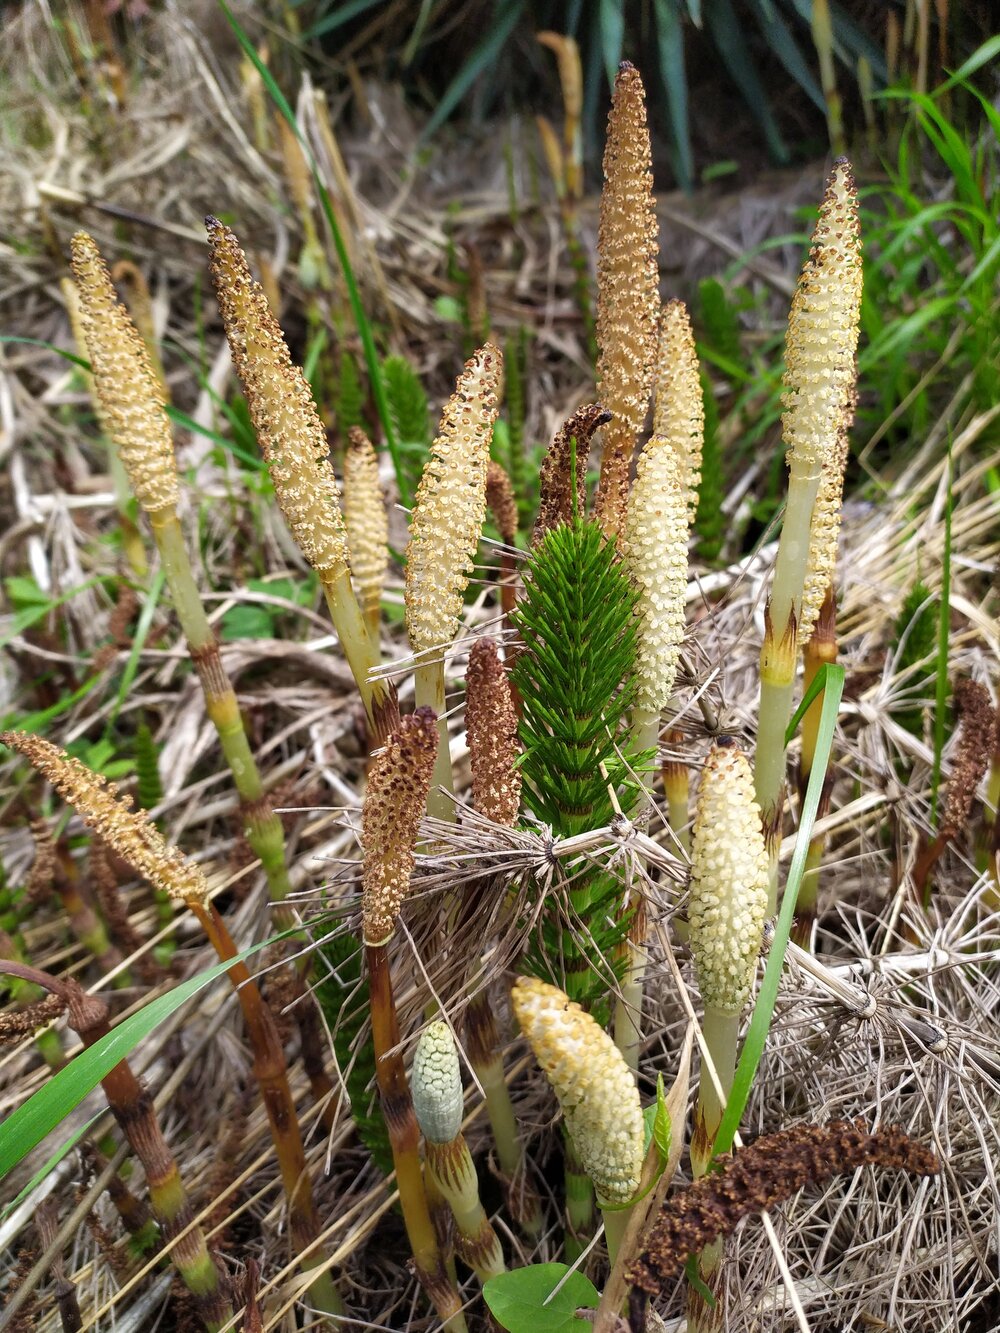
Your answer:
534,403 -> 612,543
629,1120 -> 939,1294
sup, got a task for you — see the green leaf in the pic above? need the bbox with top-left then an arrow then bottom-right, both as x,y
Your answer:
434,295 -> 464,324
653,1071 -> 672,1160
483,1264 -> 599,1333
685,1253 -> 717,1304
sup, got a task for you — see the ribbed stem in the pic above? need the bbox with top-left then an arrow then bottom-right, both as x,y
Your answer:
149,507 -> 294,917
191,903 -> 343,1318
465,988 -> 541,1237
425,1137 -> 506,1282
754,458 -> 823,912
793,585 -> 837,949
614,709 -> 659,1073
321,568 -> 398,746
366,943 -> 466,1329
564,1132 -> 595,1261
414,657 -> 455,823
687,1007 -> 740,1333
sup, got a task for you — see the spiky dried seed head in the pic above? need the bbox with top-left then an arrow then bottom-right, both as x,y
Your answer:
782,160 -> 861,477
534,403 -> 611,544
511,976 -> 644,1203
594,62 -> 660,537
405,345 -> 502,655
623,437 -> 689,714
361,708 -> 439,945
944,680 -> 997,837
689,739 -> 769,1014
412,1020 -> 465,1145
1,732 -> 209,906
69,232 -> 179,514
465,638 -> 521,826
486,460 -> 518,547
206,217 -> 349,581
652,300 -> 704,525
799,418 -> 853,643
343,426 -> 389,623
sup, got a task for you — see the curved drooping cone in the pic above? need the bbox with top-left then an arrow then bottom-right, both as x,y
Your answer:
405,344 -> 503,818
343,425 -> 389,635
69,232 -> 178,516
593,62 -> 659,538
511,976 -> 644,1206
754,158 -> 862,912
652,299 -> 704,526
207,217 -> 395,742
412,1022 -> 506,1282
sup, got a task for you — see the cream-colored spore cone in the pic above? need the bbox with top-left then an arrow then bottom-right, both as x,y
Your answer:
782,159 -> 861,476
652,299 -> 704,524
69,233 -> 178,514
405,345 -> 502,656
206,217 -> 349,581
2,731 -> 208,906
361,707 -> 439,945
343,426 -> 388,622
689,740 -> 769,1014
799,419 -> 852,643
511,976 -> 644,1204
594,62 -> 659,536
412,1021 -> 464,1145
623,436 -> 689,714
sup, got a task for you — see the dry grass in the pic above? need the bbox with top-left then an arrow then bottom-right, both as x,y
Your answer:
1,4 -> 999,1331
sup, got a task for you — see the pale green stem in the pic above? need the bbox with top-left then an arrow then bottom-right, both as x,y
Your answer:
414,657 -> 455,822
600,1203 -> 630,1268
320,568 -> 395,743
614,708 -> 659,1074
564,1131 -> 594,1260
149,507 -> 294,914
754,458 -> 823,912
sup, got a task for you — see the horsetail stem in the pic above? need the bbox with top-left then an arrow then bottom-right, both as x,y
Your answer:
361,709 -> 467,1329
405,344 -> 502,820
794,585 -> 838,948
753,159 -> 861,913
593,62 -> 659,537
413,1022 -> 506,1282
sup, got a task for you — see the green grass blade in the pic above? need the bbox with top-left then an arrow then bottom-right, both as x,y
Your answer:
653,0 -> 694,192
745,0 -> 824,111
218,0 -> 406,499
930,446 -> 952,828
419,1 -> 525,142
599,0 -> 625,89
703,0 -> 789,164
1,1114 -> 101,1222
712,663 -> 845,1159
302,0 -> 384,41
0,938 -> 274,1182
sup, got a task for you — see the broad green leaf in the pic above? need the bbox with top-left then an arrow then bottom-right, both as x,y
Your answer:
484,1264 -> 599,1333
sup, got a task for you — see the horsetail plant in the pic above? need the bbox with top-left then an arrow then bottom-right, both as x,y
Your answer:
462,637 -> 541,1236
343,425 -> 389,637
69,231 -> 297,919
511,976 -> 644,1264
687,737 -> 769,1329
360,707 -> 467,1330
413,1021 -> 506,1282
404,344 -> 502,821
206,216 -> 398,745
593,62 -> 660,537
0,731 -> 345,1321
753,158 -> 861,912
